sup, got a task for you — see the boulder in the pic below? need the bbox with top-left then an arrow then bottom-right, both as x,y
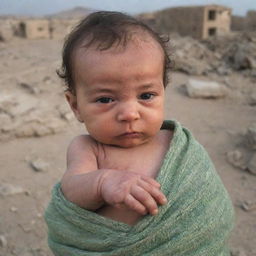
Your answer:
247,153 -> 256,175
185,79 -> 227,98
245,123 -> 256,150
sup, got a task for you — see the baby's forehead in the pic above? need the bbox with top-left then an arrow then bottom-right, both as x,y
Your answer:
74,32 -> 163,58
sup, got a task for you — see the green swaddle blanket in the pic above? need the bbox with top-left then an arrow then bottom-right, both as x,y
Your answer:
45,120 -> 234,256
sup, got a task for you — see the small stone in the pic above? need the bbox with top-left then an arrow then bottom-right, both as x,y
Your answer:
0,183 -> 25,196
29,158 -> 49,172
18,223 -> 31,233
0,235 -> 7,248
247,153 -> 256,175
226,150 -> 247,170
60,111 -> 73,121
245,123 -> 256,150
33,125 -> 52,137
248,93 -> 256,106
216,66 -> 230,76
36,213 -> 42,218
19,82 -> 40,94
10,206 -> 18,212
240,200 -> 256,212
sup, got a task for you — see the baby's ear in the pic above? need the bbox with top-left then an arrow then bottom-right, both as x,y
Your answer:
65,91 -> 84,122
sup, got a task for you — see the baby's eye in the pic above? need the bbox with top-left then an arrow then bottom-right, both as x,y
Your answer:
140,93 -> 154,100
96,97 -> 114,103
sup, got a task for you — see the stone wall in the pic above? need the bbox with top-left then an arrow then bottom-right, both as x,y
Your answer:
231,16 -> 246,31
153,6 -> 205,39
246,10 -> 256,31
49,18 -> 79,39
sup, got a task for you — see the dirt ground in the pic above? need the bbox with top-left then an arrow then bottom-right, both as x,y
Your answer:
0,39 -> 255,256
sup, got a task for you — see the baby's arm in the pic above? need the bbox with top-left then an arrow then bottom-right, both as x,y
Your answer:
61,135 -> 167,215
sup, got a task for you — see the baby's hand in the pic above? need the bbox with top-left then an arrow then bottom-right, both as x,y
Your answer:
98,170 -> 167,216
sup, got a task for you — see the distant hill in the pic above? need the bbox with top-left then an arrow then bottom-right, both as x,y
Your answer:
47,6 -> 95,19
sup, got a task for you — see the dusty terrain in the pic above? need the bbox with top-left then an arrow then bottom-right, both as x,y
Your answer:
0,36 -> 255,256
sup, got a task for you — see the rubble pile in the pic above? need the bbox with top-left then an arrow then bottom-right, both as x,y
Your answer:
171,34 -> 220,76
203,32 -> 256,76
0,90 -> 72,141
227,122 -> 256,176
171,32 -> 256,78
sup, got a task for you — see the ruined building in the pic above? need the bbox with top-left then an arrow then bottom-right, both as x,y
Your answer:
17,19 -> 50,39
0,17 -> 80,41
140,5 -> 231,39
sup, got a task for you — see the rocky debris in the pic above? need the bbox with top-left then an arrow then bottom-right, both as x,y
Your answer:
0,92 -> 37,118
172,35 -> 218,76
227,123 -> 256,175
247,153 -> 256,175
231,248 -> 247,256
226,150 -> 247,170
0,91 -> 69,141
10,206 -> 18,212
244,122 -> 256,150
248,93 -> 256,106
240,200 -> 256,212
0,183 -> 26,196
19,82 -> 41,94
226,150 -> 256,176
202,32 -> 256,74
0,235 -> 7,248
29,158 -> 49,172
57,104 -> 74,121
185,78 -> 227,98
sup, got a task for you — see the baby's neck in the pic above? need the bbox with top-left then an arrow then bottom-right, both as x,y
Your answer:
95,130 -> 172,175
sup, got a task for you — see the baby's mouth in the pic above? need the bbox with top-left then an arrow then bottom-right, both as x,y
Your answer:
119,132 -> 141,138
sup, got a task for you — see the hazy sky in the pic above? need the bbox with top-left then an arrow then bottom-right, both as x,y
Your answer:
0,0 -> 255,17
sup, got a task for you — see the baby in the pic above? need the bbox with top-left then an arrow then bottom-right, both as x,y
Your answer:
60,11 -> 171,225
45,11 -> 234,256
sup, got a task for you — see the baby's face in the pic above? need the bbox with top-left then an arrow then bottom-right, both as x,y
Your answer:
66,38 -> 165,148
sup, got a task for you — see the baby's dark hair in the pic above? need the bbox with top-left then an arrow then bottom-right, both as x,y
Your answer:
57,11 -> 172,93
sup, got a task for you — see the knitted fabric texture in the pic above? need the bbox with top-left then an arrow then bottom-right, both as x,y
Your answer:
45,120 -> 234,256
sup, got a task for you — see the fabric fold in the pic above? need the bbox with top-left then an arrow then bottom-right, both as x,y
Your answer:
45,120 -> 234,256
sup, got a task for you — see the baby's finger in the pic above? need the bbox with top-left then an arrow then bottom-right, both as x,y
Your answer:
131,186 -> 159,216
124,194 -> 147,215
138,179 -> 167,205
141,175 -> 161,188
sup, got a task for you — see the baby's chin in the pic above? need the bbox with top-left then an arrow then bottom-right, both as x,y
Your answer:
101,138 -> 153,148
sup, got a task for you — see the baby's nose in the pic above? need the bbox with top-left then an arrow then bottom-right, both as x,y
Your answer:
116,102 -> 140,122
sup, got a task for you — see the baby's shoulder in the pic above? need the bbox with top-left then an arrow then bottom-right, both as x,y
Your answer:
67,134 -> 99,157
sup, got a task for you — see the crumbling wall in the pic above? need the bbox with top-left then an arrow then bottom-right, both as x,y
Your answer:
49,18 -> 79,40
246,10 -> 256,31
154,7 -> 205,39
0,18 -> 20,41
231,15 -> 246,31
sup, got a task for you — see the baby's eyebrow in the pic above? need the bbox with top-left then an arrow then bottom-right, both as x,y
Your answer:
89,87 -> 116,94
138,83 -> 159,90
